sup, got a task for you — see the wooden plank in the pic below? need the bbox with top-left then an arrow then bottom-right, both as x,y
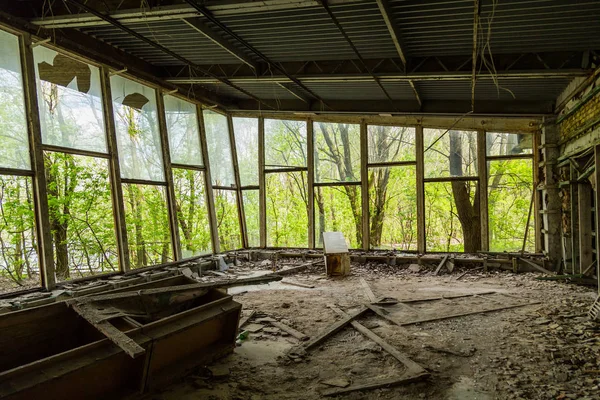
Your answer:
398,301 -> 540,326
275,260 -> 322,276
579,183 -> 593,274
359,278 -> 377,303
322,373 -> 429,396
434,255 -> 449,275
518,257 -> 553,275
303,306 -> 369,351
238,309 -> 255,330
329,305 -> 426,374
360,121 -> 370,250
281,279 -> 315,289
388,291 -> 497,303
197,107 -> 220,254
416,126 -> 426,253
477,129 -> 489,251
71,304 -> 145,358
270,320 -> 309,341
447,256 -> 455,273
366,304 -> 403,326
307,118 -> 315,249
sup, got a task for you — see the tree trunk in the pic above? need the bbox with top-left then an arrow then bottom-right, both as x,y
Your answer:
449,131 -> 481,252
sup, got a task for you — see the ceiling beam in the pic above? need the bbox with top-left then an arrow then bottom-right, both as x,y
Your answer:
61,0 -> 276,110
183,0 -> 334,110
165,69 -> 589,85
375,0 -> 407,66
471,0 -> 480,112
183,18 -> 257,70
319,0 -> 397,108
375,0 -> 422,108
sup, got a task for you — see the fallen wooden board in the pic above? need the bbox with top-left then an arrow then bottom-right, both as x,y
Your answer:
398,291 -> 496,303
275,260 -> 323,276
238,309 -> 255,330
322,372 -> 430,396
434,255 -> 449,275
303,306 -> 369,351
70,303 -> 146,359
270,320 -> 309,341
328,305 -> 426,375
366,304 -> 404,326
398,301 -> 541,326
281,279 -> 315,289
518,257 -> 553,275
359,278 -> 377,303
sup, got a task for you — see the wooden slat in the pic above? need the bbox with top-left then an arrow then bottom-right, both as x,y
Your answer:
359,278 -> 377,303
303,306 -> 369,351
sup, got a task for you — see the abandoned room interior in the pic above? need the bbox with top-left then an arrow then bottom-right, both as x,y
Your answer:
0,0 -> 599,399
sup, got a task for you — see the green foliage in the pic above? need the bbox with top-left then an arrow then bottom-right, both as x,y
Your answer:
124,183 -> 172,268
45,152 -> 118,279
266,172 -> 308,247
315,185 -> 361,248
173,168 -> 212,257
214,189 -> 241,251
243,190 -> 260,247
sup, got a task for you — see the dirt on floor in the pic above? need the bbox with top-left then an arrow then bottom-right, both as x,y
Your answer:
144,261 -> 600,400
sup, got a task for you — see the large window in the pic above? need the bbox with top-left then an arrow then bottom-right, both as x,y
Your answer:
233,117 -> 259,247
265,119 -> 308,247
204,110 -> 240,250
0,30 -> 39,292
367,124 -> 417,250
111,76 -> 171,268
165,96 -> 211,257
487,132 -> 534,252
314,122 -> 361,248
34,48 -> 118,281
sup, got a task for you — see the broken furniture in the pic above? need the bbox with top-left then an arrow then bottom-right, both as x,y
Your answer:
322,232 -> 350,276
0,278 -> 245,400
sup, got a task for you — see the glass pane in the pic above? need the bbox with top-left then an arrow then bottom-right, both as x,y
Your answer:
214,189 -> 241,251
0,175 -> 39,293
173,168 -> 211,257
369,166 -> 417,250
315,185 -> 362,249
425,180 -> 479,252
0,30 -> 30,170
314,122 -> 361,183
266,172 -> 308,247
487,132 -> 533,156
424,129 -> 477,178
111,75 -> 164,181
164,95 -> 202,166
488,159 -> 534,252
204,110 -> 235,187
44,152 -> 117,281
34,47 -> 107,153
233,117 -> 259,186
123,183 -> 172,268
368,125 -> 415,163
243,190 -> 260,247
264,119 -> 307,169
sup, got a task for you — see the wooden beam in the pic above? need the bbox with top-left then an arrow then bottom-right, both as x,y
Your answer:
270,320 -> 309,341
579,183 -> 593,273
156,92 -> 182,261
228,115 -> 247,248
361,121 -> 370,250
307,119 -> 315,248
359,278 -> 377,303
322,373 -> 429,396
183,18 -> 257,70
570,165 -> 580,274
434,255 -> 449,275
258,117 -> 267,248
518,257 -> 553,275
471,0 -> 480,112
329,305 -> 426,374
20,33 -> 56,289
198,107 -> 221,254
477,129 -> 489,251
303,306 -> 369,351
399,301 -> 540,326
416,126 -> 426,253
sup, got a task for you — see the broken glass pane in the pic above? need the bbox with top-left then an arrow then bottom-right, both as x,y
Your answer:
486,132 -> 533,156
34,47 -> 107,153
0,30 -> 30,170
368,125 -> 415,163
164,95 -> 202,166
213,189 -> 241,251
424,129 -> 477,179
314,122 -> 361,183
266,172 -> 308,247
111,75 -> 164,181
204,110 -> 235,187
315,185 -> 362,249
233,117 -> 259,186
243,190 -> 260,248
264,119 -> 307,169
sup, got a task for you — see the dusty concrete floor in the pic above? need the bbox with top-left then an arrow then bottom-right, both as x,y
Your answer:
145,261 -> 599,400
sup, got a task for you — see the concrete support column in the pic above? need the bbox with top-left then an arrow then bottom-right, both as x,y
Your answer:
539,117 -> 562,270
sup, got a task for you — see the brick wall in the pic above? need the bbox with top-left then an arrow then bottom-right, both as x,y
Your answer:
559,76 -> 600,144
